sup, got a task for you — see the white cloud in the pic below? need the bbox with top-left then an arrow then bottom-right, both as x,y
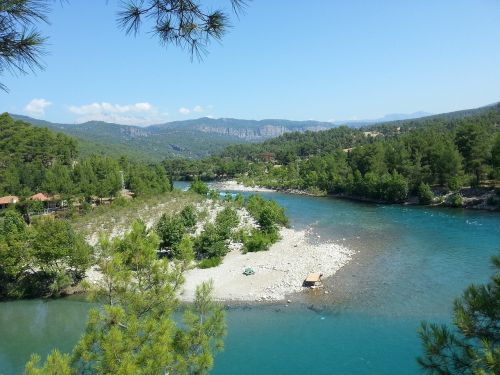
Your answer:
68,102 -> 166,126
178,105 -> 208,115
24,98 -> 52,117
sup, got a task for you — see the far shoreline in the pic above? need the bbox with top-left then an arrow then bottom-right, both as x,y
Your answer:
212,179 -> 500,212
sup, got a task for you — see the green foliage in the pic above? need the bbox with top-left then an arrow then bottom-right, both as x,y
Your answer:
111,196 -> 131,208
214,206 -> 240,239
126,162 -> 172,197
493,134 -> 500,180
189,178 -> 209,195
245,195 -> 289,231
194,223 -> 228,259
0,114 -> 172,201
448,193 -> 463,208
0,113 -> 76,196
156,214 -> 186,256
0,212 -> 93,299
0,2 -> 48,92
180,204 -> 197,229
198,256 -> 223,269
417,256 -> 500,374
167,105 -> 500,205
28,221 -> 226,374
241,228 -> 279,253
417,183 -> 434,205
25,350 -> 73,375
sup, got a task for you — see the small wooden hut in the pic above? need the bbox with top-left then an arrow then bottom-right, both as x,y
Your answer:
303,273 -> 323,288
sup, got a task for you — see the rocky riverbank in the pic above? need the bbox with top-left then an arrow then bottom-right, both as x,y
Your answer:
180,227 -> 353,302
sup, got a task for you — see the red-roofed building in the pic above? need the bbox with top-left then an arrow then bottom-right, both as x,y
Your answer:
0,195 -> 19,210
29,193 -> 63,212
29,193 -> 51,202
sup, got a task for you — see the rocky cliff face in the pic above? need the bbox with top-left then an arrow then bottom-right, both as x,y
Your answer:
119,127 -> 151,138
195,124 -> 330,140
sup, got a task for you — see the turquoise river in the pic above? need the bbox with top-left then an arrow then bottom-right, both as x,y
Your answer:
1,187 -> 499,374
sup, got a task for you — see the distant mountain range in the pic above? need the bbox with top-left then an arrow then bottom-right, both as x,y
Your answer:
10,115 -> 339,160
339,111 -> 433,125
10,103 -> 497,160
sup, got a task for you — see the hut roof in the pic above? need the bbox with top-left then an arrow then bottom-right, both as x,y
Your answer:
30,193 -> 51,201
0,195 -> 19,205
305,273 -> 323,283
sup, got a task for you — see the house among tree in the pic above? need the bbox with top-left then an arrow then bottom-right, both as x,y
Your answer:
29,193 -> 63,213
0,195 -> 19,210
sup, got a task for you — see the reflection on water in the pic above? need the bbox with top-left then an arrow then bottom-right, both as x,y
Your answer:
1,185 -> 499,374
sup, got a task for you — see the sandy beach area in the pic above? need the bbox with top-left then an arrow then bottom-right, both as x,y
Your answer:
180,227 -> 353,302
213,180 -> 275,193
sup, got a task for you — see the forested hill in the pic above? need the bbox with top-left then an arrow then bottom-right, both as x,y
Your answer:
165,103 -> 500,206
220,103 -> 500,162
10,115 -> 339,160
0,114 -> 171,198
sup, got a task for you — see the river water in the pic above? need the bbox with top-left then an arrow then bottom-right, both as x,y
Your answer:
1,187 -> 499,374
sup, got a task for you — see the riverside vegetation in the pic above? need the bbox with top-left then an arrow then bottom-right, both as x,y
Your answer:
164,104 -> 500,208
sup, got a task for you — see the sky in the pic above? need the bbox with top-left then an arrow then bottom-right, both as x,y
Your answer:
1,0 -> 500,125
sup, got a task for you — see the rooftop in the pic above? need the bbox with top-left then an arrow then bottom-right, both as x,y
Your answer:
0,195 -> 19,205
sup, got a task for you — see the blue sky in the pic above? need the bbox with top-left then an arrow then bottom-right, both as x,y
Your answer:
1,0 -> 500,125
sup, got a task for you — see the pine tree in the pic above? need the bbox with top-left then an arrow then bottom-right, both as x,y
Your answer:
25,220 -> 226,374
417,256 -> 500,374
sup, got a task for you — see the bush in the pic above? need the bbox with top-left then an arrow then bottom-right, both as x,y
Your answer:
208,189 -> 220,200
0,214 -> 93,299
215,207 -> 239,239
242,229 -> 279,253
79,201 -> 92,214
156,214 -> 186,251
417,183 -> 434,205
245,195 -> 289,230
448,193 -> 463,207
189,178 -> 209,195
180,205 -> 197,229
198,257 -> 222,269
194,223 -> 228,259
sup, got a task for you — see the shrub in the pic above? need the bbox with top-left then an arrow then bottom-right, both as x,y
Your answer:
156,214 -> 186,251
180,205 -> 197,229
417,183 -> 434,205
448,193 -> 463,207
234,194 -> 245,207
79,201 -> 92,214
245,195 -> 289,229
189,178 -> 209,195
198,257 -> 222,269
208,189 -> 220,200
194,223 -> 228,259
242,229 -> 279,253
215,207 -> 239,239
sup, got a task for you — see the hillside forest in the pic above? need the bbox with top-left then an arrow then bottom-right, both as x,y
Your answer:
164,104 -> 500,205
